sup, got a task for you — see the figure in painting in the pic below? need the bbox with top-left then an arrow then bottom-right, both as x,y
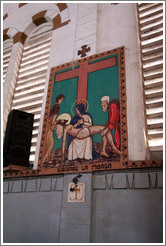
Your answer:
55,113 -> 121,161
67,103 -> 99,160
100,95 -> 120,157
42,94 -> 65,163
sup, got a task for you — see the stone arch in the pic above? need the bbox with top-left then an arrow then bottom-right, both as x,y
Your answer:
3,3 -> 70,44
18,3 -> 27,8
32,4 -> 70,31
17,2 -> 68,14
3,28 -> 27,45
3,14 -> 8,20
3,28 -> 10,41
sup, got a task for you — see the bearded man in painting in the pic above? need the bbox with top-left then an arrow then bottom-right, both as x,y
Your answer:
100,95 -> 120,157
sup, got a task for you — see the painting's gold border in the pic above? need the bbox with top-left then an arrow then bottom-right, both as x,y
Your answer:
3,46 -> 163,178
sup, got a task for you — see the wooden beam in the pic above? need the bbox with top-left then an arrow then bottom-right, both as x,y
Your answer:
147,123 -> 163,129
142,47 -> 163,57
145,91 -> 163,99
144,72 -> 163,81
141,39 -> 163,49
141,31 -> 163,41
140,9 -> 163,21
146,101 -> 163,109
143,55 -> 163,65
145,81 -> 163,89
143,64 -> 163,73
140,23 -> 163,35
139,3 -> 163,14
140,16 -> 163,28
147,112 -> 163,119
148,133 -> 163,140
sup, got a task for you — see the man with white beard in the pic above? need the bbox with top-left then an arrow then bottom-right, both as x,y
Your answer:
100,95 -> 121,157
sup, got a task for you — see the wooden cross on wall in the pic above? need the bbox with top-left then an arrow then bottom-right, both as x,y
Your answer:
55,56 -> 117,106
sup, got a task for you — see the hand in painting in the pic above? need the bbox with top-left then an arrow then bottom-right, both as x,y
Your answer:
51,123 -> 58,131
101,127 -> 109,136
74,118 -> 84,128
56,119 -> 68,126
78,118 -> 84,125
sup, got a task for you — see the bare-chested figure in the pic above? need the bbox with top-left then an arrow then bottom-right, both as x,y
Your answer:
56,119 -> 121,161
42,94 -> 65,163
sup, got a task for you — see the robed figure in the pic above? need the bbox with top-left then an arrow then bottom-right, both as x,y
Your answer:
67,103 -> 99,160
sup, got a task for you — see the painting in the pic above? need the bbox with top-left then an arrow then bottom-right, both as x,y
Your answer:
3,46 -> 163,179
38,46 -> 128,174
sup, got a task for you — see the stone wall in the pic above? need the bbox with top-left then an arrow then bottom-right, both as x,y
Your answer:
92,171 -> 163,243
3,170 -> 163,243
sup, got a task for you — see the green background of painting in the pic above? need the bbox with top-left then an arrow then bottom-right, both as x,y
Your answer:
87,54 -> 119,143
51,54 -> 119,150
51,76 -> 78,150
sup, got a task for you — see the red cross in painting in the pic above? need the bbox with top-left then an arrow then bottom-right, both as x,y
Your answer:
55,57 -> 117,105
